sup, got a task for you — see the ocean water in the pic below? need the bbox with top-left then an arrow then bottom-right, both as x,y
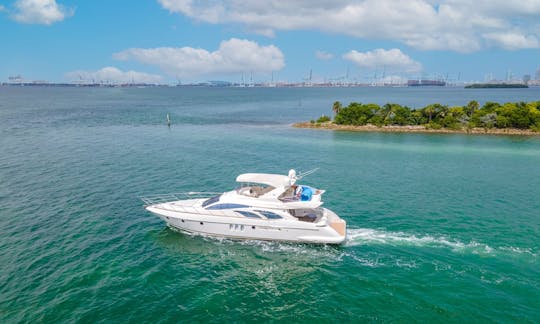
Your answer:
1,86 -> 539,322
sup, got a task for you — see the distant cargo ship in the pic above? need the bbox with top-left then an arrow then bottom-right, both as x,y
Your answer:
407,79 -> 446,86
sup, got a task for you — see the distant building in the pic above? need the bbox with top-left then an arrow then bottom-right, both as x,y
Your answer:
523,74 -> 531,84
536,68 -> 540,81
8,75 -> 23,83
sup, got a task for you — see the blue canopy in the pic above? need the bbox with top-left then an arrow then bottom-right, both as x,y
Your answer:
300,186 -> 313,201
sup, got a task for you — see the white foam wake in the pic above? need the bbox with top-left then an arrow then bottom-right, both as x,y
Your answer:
184,227 -> 537,261
345,228 -> 537,259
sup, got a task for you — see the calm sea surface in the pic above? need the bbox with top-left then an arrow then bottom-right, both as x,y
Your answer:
1,86 -> 539,322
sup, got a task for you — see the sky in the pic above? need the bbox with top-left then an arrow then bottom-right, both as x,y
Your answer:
1,0 -> 540,84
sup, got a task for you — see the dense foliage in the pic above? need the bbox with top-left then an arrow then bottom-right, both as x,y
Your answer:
464,83 -> 528,89
331,101 -> 540,130
316,115 -> 331,123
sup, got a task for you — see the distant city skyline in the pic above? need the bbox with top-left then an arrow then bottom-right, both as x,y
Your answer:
1,0 -> 540,84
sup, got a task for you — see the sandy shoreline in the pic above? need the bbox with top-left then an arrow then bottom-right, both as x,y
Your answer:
293,122 -> 540,136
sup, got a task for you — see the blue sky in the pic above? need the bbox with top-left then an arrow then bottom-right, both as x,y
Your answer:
1,0 -> 539,84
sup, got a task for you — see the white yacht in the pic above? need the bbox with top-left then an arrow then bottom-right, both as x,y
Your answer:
141,169 -> 346,244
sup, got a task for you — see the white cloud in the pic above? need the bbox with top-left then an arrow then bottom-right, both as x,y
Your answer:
0,5 -> 6,12
157,0 -> 540,52
452,0 -> 540,18
483,32 -> 539,50
114,38 -> 285,78
343,48 -> 422,73
315,51 -> 333,60
12,0 -> 73,25
65,67 -> 163,84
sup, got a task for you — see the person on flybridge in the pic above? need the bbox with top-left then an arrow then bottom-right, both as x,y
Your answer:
285,169 -> 315,201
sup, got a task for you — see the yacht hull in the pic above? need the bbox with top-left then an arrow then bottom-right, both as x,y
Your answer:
146,206 -> 346,244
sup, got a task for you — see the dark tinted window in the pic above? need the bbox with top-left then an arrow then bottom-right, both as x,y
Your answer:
255,210 -> 283,219
202,195 -> 221,207
235,210 -> 261,218
207,203 -> 250,210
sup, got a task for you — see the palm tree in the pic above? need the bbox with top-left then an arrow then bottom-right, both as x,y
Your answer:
424,104 -> 436,122
465,100 -> 480,117
332,101 -> 342,116
381,103 -> 397,124
435,104 -> 449,119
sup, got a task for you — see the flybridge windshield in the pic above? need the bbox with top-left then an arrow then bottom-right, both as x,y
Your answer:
238,182 -> 273,189
202,195 -> 221,207
237,183 -> 276,198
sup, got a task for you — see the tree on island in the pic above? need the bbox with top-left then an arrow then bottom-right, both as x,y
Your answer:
325,100 -> 540,131
465,100 -> 479,117
423,104 -> 436,123
332,101 -> 342,116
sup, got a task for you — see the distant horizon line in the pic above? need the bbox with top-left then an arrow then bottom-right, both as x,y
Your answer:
2,79 -> 539,88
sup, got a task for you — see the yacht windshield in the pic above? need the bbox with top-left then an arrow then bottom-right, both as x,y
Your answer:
202,195 -> 221,208
237,183 -> 275,197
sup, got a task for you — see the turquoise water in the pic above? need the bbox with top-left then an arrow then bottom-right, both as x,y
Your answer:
1,86 -> 539,322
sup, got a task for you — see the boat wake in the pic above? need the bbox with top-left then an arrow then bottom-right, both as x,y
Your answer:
166,226 -> 537,268
345,228 -> 537,259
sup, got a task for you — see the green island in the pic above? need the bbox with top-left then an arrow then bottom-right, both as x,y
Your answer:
295,100 -> 540,135
465,83 -> 528,89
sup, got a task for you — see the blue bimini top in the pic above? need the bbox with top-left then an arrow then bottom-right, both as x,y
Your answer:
300,186 -> 313,201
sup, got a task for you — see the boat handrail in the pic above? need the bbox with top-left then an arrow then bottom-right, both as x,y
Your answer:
140,192 -> 221,206
140,194 -> 272,219
147,203 -> 244,218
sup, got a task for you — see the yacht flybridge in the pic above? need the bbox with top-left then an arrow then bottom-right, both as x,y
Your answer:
141,169 -> 346,244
